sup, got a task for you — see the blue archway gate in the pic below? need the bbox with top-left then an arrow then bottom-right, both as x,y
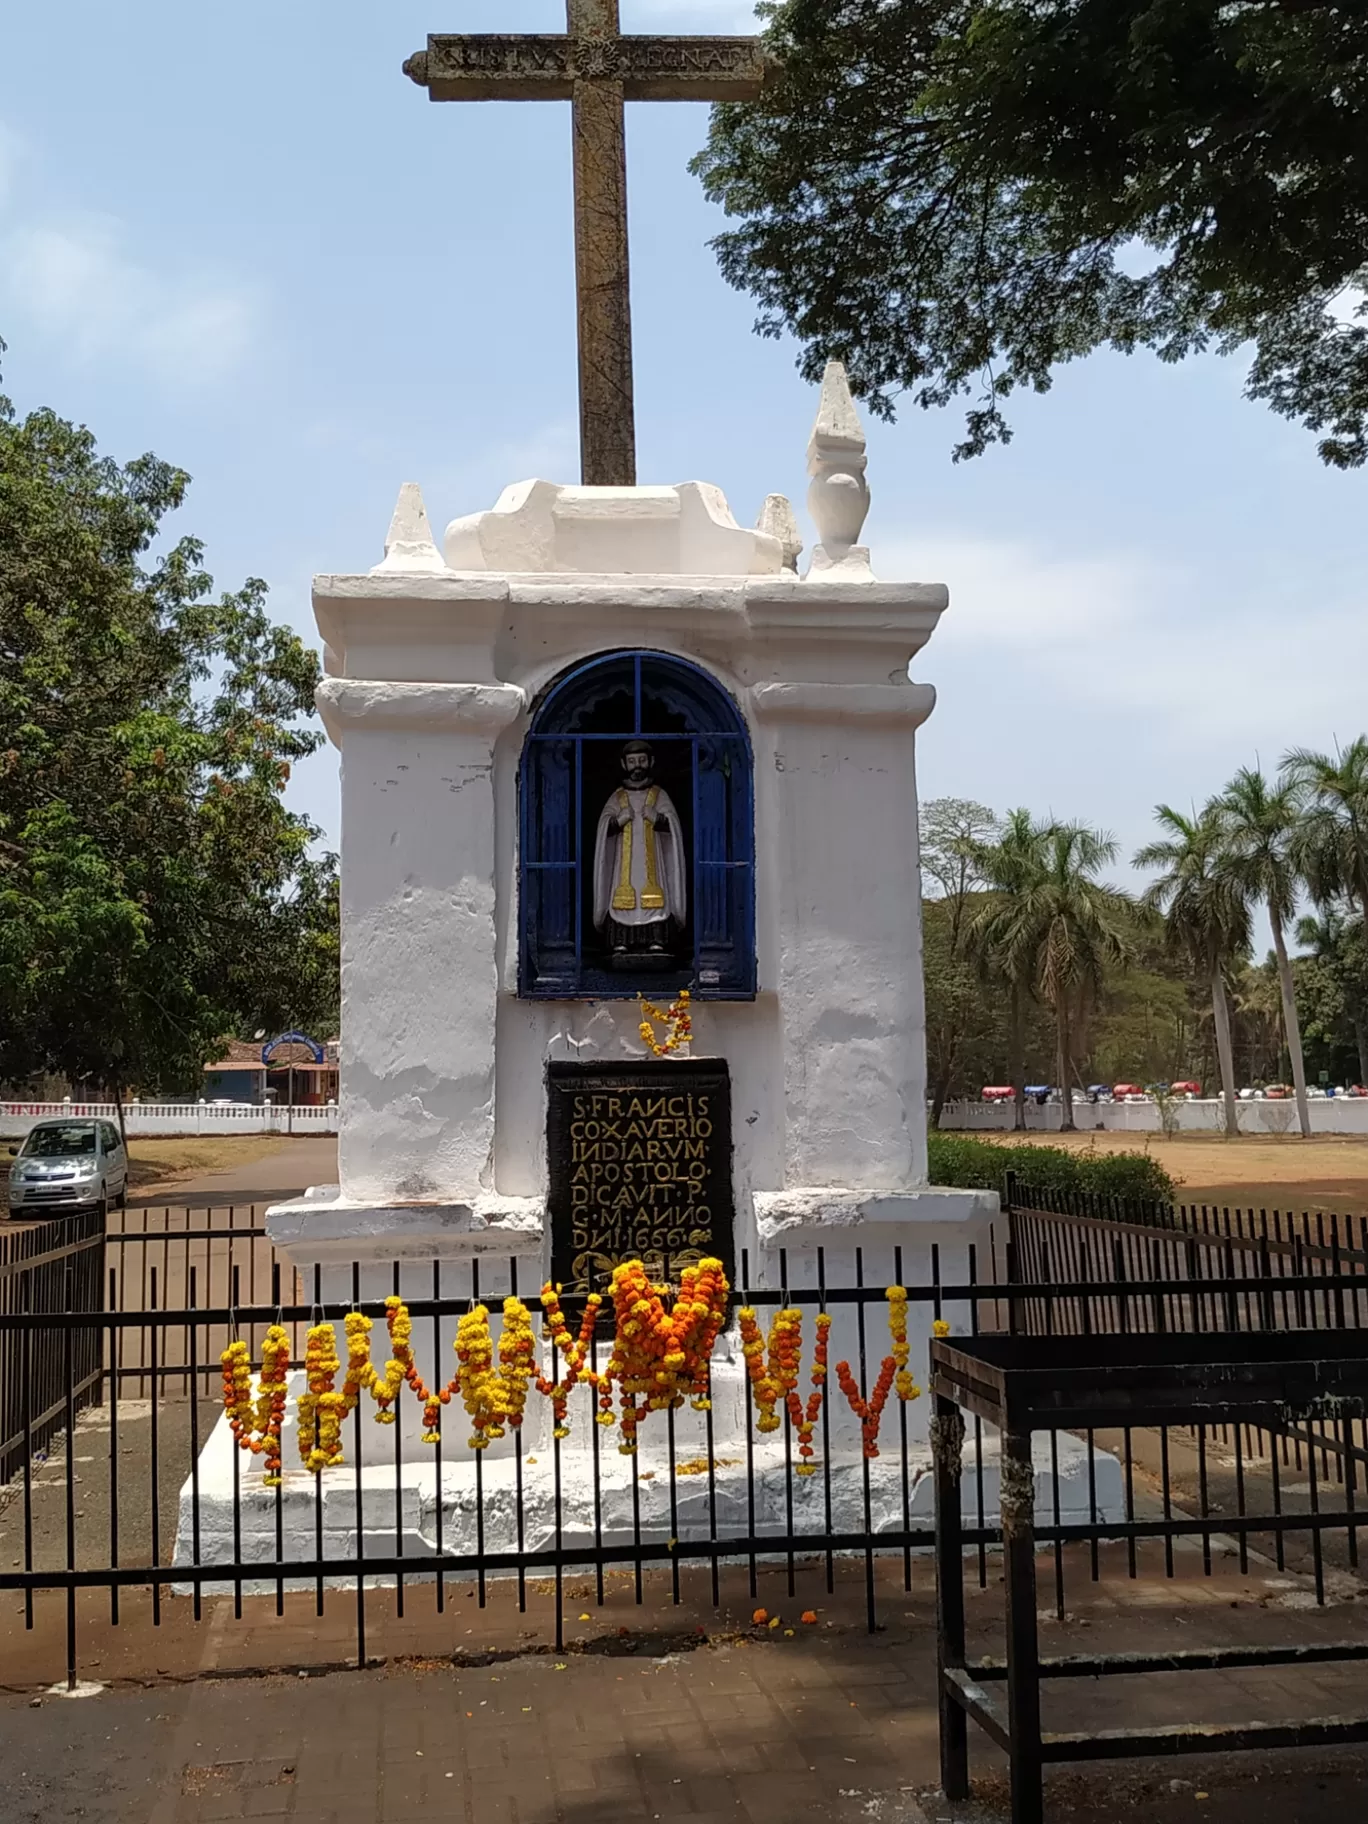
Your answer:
518,650 -> 756,999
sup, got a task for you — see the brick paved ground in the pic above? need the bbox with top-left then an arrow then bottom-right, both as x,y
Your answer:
3,1546 -> 1368,1821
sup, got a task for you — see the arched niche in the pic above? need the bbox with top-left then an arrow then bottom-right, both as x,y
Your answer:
518,650 -> 756,999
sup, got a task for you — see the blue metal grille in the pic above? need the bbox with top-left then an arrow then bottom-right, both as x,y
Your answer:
518,651 -> 756,1000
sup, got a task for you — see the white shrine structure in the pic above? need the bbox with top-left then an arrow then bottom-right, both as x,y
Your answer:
178,366 -> 1118,1583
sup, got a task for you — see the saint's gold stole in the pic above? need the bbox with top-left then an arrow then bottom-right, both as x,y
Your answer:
611,786 -> 666,913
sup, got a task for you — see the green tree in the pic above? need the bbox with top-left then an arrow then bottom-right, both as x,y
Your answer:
919,796 -> 998,1122
966,808 -> 1051,1129
1135,804 -> 1251,1137
1285,742 -> 1368,1032
1018,823 -> 1135,1131
1294,907 -> 1368,1086
696,0 -> 1368,466
0,380 -> 333,1108
1216,767 -> 1311,1136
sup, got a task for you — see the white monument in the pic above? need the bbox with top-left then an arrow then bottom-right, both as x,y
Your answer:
176,367 -> 1119,1587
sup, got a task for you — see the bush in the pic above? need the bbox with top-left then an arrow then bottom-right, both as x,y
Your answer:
927,1131 -> 1176,1204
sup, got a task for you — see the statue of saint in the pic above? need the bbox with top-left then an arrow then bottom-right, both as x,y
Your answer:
592,741 -> 686,968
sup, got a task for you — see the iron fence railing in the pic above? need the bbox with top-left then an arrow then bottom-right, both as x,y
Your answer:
0,1209 -> 105,1483
1,1190 -> 1366,1707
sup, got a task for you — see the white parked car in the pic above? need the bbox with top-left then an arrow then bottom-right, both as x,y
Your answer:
6,1118 -> 128,1217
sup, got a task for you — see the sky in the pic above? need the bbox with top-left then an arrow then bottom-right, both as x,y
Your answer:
3,0 -> 1365,939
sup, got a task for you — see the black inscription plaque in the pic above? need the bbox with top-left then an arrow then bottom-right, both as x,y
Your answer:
547,1059 -> 734,1300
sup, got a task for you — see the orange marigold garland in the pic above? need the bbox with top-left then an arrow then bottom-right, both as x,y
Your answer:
220,1325 -> 291,1485
786,1312 -> 832,1474
738,1305 -> 804,1434
603,1257 -> 729,1455
834,1287 -> 922,1460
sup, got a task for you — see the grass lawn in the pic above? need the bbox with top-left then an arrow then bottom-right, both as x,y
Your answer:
967,1129 -> 1368,1216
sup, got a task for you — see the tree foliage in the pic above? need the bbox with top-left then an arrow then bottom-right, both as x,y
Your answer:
696,0 -> 1368,465
0,379 -> 337,1095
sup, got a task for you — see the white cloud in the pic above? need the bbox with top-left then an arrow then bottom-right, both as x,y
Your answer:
1,216 -> 259,387
882,532 -> 1172,651
888,526 -> 1368,775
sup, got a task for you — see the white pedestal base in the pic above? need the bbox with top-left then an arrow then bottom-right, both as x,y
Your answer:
173,1405 -> 1124,1597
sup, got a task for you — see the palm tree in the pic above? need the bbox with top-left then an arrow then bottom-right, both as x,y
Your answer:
1027,825 -> 1135,1130
1284,738 -> 1368,937
976,819 -> 1133,1132
967,809 -> 1050,1131
1216,767 -> 1310,1137
1135,805 -> 1251,1137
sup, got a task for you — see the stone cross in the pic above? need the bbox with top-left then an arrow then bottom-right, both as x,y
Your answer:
405,2 -> 768,488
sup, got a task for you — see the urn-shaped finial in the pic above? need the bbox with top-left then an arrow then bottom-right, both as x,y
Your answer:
756,493 -> 803,573
806,360 -> 872,576
371,481 -> 446,574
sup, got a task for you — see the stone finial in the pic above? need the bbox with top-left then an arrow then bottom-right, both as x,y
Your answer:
371,482 -> 446,574
806,359 -> 872,577
756,494 -> 803,573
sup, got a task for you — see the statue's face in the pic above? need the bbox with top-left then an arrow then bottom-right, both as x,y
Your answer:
621,745 -> 653,788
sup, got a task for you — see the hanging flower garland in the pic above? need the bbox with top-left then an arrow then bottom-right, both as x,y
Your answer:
602,1257 -> 729,1455
787,1312 -> 832,1475
220,1326 -> 291,1486
637,988 -> 692,1057
297,1322 -> 357,1471
537,1286 -> 604,1438
737,1305 -> 802,1434
834,1287 -> 923,1460
453,1297 -> 538,1449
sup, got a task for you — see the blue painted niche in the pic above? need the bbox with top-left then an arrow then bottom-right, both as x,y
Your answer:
518,650 -> 756,1000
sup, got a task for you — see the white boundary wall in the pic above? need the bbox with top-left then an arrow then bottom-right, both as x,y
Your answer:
940,1098 -> 1368,1136
0,1102 -> 340,1140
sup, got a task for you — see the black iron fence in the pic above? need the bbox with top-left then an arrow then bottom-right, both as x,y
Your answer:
0,1209 -> 104,1483
1007,1173 -> 1368,1338
104,1202 -> 303,1397
1,1189 -> 1367,1709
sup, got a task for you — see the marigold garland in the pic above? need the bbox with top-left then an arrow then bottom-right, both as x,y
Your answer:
834,1287 -> 923,1460
297,1322 -> 356,1471
537,1286 -> 603,1438
602,1257 -> 729,1455
787,1313 -> 832,1475
217,1260 -> 737,1471
737,1305 -> 801,1435
220,1326 -> 291,1485
637,988 -> 692,1057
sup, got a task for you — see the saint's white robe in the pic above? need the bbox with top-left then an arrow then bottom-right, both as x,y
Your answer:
592,785 -> 687,932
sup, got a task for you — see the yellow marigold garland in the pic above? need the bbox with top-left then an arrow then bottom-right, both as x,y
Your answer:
220,1326 -> 291,1486
637,988 -> 692,1057
297,1322 -> 356,1471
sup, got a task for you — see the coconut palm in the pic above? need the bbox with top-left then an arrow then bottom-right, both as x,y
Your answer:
976,818 -> 1132,1132
1135,805 -> 1251,1137
966,809 -> 1050,1131
1027,824 -> 1136,1130
1284,738 -> 1368,936
1215,767 -> 1310,1137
